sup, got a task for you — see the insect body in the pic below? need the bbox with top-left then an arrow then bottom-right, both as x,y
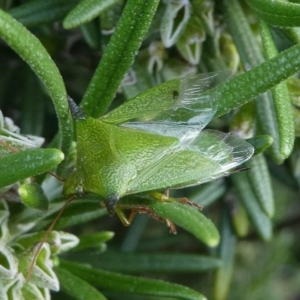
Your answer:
63,74 -> 254,215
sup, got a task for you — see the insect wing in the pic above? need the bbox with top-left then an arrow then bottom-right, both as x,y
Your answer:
125,129 -> 254,194
102,72 -> 230,131
121,122 -> 201,145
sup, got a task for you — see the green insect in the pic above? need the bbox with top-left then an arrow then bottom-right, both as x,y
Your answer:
63,73 -> 254,219
20,72 -> 253,280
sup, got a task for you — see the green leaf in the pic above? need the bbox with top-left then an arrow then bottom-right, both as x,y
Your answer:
56,267 -> 107,300
0,9 -> 72,175
213,206 -> 236,300
120,196 -> 220,247
247,0 -> 300,27
231,172 -> 272,241
63,0 -> 121,29
246,154 -> 275,218
18,183 -> 49,212
83,253 -> 222,273
59,260 -> 207,300
80,21 -> 100,49
0,149 -> 64,189
246,135 -> 274,156
217,0 -> 298,162
152,202 -> 220,247
260,21 -> 295,159
210,44 -> 300,118
80,0 -> 160,117
231,201 -> 249,238
72,231 -> 115,251
9,0 -> 79,27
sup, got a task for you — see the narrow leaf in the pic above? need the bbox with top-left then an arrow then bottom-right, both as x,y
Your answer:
0,149 -> 64,189
0,9 -> 72,175
247,0 -> 300,27
214,13 -> 300,119
80,0 -> 160,117
120,196 -> 220,247
9,0 -> 79,27
63,0 -> 121,29
59,260 -> 207,300
56,267 -> 107,300
18,183 -> 49,212
80,21 -> 100,49
231,201 -> 249,238
151,202 -> 220,247
214,206 -> 236,300
246,135 -> 273,156
260,21 -> 295,159
246,154 -> 274,218
72,231 -> 115,251
83,253 -> 222,273
219,0 -> 297,162
231,172 -> 272,241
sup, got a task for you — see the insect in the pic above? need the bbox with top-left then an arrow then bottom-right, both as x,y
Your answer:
2,73 -> 254,280
64,72 -> 254,217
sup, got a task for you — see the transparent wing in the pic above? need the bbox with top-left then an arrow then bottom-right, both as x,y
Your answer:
121,122 -> 201,145
125,129 -> 254,194
102,72 -> 230,130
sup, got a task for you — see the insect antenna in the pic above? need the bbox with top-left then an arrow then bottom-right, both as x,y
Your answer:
26,195 -> 75,281
230,166 -> 251,174
47,171 -> 65,182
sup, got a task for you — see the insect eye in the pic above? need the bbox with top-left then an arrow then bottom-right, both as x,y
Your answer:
76,185 -> 84,197
105,195 -> 120,216
173,90 -> 179,99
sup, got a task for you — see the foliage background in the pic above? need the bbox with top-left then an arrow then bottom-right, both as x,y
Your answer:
0,0 -> 300,299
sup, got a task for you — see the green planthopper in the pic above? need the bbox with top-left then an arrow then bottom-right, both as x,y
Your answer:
64,73 -> 254,217
20,72 -> 254,279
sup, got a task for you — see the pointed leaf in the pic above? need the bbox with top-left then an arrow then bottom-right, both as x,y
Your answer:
246,135 -> 273,156
231,172 -> 272,241
80,0 -> 160,116
18,183 -> 49,212
120,196 -> 220,247
221,0 -> 287,163
214,206 -> 236,300
260,21 -> 295,159
59,260 -> 207,300
84,253 -> 222,273
0,149 -> 64,189
246,154 -> 274,217
247,0 -> 300,27
9,0 -> 79,27
0,9 -> 72,174
151,202 -> 220,247
72,231 -> 115,251
63,0 -> 121,29
56,267 -> 107,300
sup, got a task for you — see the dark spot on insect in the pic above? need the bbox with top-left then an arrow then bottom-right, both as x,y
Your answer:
173,90 -> 179,99
105,194 -> 120,216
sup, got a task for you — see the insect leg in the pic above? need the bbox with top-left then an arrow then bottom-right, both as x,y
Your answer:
116,203 -> 177,234
149,191 -> 203,210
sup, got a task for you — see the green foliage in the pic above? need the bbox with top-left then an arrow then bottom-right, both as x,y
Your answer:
0,0 -> 300,299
